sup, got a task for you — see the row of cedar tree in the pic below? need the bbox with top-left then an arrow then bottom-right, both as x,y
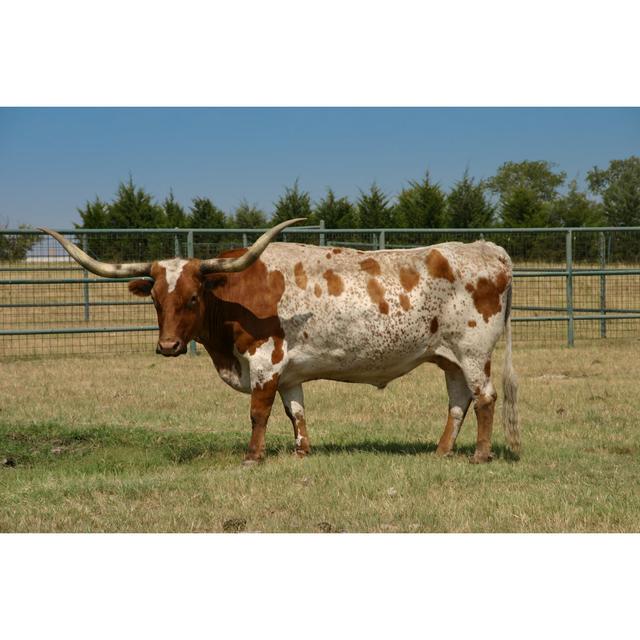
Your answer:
76,158 -> 640,231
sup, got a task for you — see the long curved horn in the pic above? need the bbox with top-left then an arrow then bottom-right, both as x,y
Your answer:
199,218 -> 306,274
38,228 -> 152,278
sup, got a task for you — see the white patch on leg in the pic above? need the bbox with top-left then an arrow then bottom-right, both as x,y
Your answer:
449,405 -> 464,439
290,400 -> 304,418
159,258 -> 188,293
483,380 -> 497,401
292,404 -> 305,447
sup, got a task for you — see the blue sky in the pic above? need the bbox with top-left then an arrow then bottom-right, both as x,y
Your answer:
1,107 -> 638,228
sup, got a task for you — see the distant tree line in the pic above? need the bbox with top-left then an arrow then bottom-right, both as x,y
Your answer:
75,157 -> 640,232
2,157 -> 637,262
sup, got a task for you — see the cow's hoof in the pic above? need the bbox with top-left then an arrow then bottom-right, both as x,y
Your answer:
469,451 -> 493,464
294,449 -> 310,459
435,448 -> 454,458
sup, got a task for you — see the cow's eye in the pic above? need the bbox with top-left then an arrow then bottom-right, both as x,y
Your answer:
188,295 -> 198,308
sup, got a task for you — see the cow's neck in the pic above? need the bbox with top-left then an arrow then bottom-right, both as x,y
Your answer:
198,293 -> 241,373
198,293 -> 225,348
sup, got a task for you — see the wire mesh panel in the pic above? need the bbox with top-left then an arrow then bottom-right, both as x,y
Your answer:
571,229 -> 640,339
1,226 -> 640,358
1,230 -> 161,357
606,229 -> 640,264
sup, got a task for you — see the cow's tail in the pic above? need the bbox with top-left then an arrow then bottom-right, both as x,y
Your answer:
502,283 -> 521,456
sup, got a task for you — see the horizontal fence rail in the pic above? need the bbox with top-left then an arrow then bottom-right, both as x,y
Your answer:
1,225 -> 640,357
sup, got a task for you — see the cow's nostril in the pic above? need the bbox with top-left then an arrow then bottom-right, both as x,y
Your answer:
158,339 -> 183,355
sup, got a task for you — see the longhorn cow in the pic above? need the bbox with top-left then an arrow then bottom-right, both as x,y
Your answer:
40,220 -> 520,464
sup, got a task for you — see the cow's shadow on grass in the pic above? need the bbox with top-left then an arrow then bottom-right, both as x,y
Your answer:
312,440 -> 438,456
170,438 -> 519,463
311,440 -> 518,461
0,423 -> 517,468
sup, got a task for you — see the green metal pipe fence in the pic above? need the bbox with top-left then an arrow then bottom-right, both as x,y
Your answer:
1,225 -> 640,357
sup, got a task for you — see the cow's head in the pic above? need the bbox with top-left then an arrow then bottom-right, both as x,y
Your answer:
39,219 -> 304,357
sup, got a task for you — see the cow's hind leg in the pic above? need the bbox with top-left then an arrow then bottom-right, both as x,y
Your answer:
244,376 -> 279,465
280,384 -> 310,457
461,357 -> 497,464
435,360 -> 473,457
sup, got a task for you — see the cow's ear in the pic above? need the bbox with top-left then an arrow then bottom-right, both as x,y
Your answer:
128,279 -> 153,297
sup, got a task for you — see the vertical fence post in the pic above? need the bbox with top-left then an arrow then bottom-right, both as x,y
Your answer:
379,230 -> 386,250
319,219 -> 325,247
81,234 -> 90,322
242,233 -> 248,248
599,231 -> 607,338
174,232 -> 181,257
566,229 -> 574,347
187,230 -> 196,355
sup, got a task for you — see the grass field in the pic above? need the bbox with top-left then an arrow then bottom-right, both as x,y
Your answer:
1,340 -> 639,532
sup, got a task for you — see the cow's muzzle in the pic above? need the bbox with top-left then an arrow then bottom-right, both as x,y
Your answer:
156,339 -> 187,357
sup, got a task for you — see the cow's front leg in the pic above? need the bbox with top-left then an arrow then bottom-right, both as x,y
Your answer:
280,384 -> 310,457
244,374 -> 279,465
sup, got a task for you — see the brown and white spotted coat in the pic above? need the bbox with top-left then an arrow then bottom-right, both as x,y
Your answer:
128,240 -> 518,464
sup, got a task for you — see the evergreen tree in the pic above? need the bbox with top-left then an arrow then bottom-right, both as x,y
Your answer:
76,197 -> 108,229
314,189 -> 357,228
163,190 -> 188,228
447,172 -> 495,228
272,180 -> 313,224
231,200 -> 268,228
75,179 -> 167,260
394,173 -> 447,228
107,177 -> 167,229
187,197 -> 227,258
74,198 -> 108,257
501,187 -> 550,228
188,197 -> 227,228
587,156 -> 640,226
357,183 -> 393,228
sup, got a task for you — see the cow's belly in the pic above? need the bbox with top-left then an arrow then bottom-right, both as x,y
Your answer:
280,314 -> 439,388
